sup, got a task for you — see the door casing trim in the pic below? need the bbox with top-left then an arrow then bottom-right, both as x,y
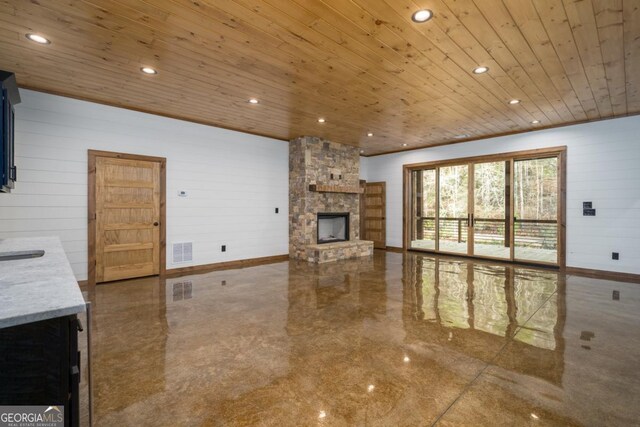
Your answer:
88,150 -> 167,287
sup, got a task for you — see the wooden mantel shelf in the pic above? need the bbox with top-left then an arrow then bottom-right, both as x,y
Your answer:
308,183 -> 364,194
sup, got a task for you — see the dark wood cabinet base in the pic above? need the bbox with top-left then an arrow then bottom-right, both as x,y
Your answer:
0,315 -> 80,427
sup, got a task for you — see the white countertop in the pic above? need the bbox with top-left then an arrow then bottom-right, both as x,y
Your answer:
0,236 -> 86,329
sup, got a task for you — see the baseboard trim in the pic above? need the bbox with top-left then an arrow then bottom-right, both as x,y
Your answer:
165,254 -> 289,278
385,246 -> 404,253
564,267 -> 640,283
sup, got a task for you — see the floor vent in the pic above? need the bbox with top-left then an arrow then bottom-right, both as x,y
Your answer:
172,242 -> 193,263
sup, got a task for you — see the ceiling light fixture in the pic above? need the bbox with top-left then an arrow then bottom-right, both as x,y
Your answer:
403,355 -> 411,363
473,66 -> 489,74
402,143 -> 408,147
26,33 -> 50,44
454,134 -> 470,139
509,99 -> 521,105
318,118 -> 326,123
531,119 -> 540,124
411,9 -> 433,23
248,98 -> 259,104
140,66 -> 158,75
360,149 -> 365,154
367,132 -> 374,137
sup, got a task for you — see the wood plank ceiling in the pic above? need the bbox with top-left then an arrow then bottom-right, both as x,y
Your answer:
0,0 -> 638,155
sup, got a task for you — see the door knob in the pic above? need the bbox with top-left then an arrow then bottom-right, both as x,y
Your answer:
153,222 -> 159,226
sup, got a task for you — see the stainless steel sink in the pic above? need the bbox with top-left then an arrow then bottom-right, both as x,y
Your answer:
0,250 -> 45,261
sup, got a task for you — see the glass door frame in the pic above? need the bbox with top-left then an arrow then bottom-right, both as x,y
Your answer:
403,146 -> 566,267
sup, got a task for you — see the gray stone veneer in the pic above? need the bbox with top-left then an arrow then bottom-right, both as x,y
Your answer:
289,136 -> 373,261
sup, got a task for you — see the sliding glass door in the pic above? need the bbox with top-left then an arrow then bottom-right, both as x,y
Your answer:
514,157 -> 558,264
411,169 -> 437,250
407,148 -> 564,266
438,165 -> 469,255
473,161 -> 510,259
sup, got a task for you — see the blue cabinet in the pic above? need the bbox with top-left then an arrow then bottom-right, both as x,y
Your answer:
0,70 -> 20,193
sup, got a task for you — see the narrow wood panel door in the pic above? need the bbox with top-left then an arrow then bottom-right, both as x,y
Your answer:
95,157 -> 161,283
364,182 -> 386,249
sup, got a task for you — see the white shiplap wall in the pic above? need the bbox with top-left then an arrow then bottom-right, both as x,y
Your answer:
361,116 -> 640,274
0,90 -> 289,280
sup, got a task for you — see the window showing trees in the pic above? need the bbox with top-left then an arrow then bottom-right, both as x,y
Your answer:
408,151 -> 562,265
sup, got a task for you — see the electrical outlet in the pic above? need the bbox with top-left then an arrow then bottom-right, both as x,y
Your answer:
221,245 -> 226,252
612,252 -> 619,260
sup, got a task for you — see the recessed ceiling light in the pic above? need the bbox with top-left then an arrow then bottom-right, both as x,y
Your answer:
367,384 -> 375,392
318,118 -> 326,123
411,9 -> 433,23
403,355 -> 411,363
473,66 -> 489,74
26,33 -> 50,44
360,149 -> 365,154
508,99 -> 521,105
454,134 -> 470,139
402,143 -> 408,147
367,132 -> 374,137
248,98 -> 259,104
531,120 -> 540,124
140,66 -> 158,75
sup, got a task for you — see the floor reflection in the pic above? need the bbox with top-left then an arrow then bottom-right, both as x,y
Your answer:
405,258 -> 563,346
92,278 -> 169,414
403,257 -> 565,385
87,251 -> 639,426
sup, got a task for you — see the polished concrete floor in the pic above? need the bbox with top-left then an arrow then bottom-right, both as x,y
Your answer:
85,251 -> 640,426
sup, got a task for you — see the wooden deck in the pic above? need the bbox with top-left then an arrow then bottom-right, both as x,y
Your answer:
410,240 -> 557,263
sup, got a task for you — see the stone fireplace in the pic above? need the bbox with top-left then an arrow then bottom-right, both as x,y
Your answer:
289,136 -> 373,263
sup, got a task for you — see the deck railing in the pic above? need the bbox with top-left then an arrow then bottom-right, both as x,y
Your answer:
414,217 -> 557,249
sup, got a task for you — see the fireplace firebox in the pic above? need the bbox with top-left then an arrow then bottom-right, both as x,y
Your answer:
317,213 -> 350,244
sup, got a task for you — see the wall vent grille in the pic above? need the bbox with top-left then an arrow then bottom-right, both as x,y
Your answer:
172,242 -> 193,263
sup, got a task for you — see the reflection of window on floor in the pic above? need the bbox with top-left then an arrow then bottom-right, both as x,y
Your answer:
420,260 -> 437,322
418,262 -> 560,350
438,263 -> 469,329
514,271 -> 558,350
473,268 -> 509,336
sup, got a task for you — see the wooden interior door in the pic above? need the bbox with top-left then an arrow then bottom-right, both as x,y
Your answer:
95,156 -> 161,283
363,182 -> 386,249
